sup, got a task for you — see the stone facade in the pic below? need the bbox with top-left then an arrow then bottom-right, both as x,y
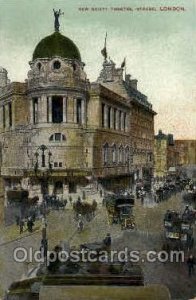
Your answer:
154,130 -> 180,178
0,29 -> 156,205
96,60 -> 155,187
175,140 -> 196,166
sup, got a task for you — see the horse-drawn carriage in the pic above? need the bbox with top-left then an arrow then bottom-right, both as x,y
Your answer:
44,195 -> 67,210
73,199 -> 97,221
163,208 -> 194,250
104,192 -> 135,229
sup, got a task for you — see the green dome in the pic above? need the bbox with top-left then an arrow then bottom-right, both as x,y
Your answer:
33,32 -> 81,61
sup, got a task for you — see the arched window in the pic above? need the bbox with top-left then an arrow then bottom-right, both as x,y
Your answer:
119,145 -> 124,164
53,60 -> 61,70
112,144 -> 117,163
103,143 -> 109,165
49,133 -> 66,142
37,62 -> 42,71
125,146 -> 129,164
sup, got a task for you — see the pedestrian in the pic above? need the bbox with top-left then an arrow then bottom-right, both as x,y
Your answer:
19,219 -> 24,234
27,217 -> 34,233
187,254 -> 195,277
103,233 -> 111,251
15,215 -> 20,226
40,238 -> 48,260
77,219 -> 83,232
42,216 -> 47,229
69,196 -> 73,206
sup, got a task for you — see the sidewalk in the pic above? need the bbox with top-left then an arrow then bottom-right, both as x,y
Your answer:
0,220 -> 42,247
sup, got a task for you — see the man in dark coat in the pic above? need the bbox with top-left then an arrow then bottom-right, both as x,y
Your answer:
187,254 -> 195,277
19,219 -> 24,234
103,233 -> 111,251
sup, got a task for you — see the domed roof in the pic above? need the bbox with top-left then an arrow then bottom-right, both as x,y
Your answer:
32,32 -> 81,61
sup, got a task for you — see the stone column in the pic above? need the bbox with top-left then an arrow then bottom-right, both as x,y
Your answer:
37,97 -> 42,124
121,112 -> 124,131
41,95 -> 47,123
5,104 -> 9,128
29,98 -> 33,124
73,98 -> 77,123
110,107 -> 114,129
63,97 -> 67,123
48,96 -> 52,123
0,106 -> 3,129
116,110 -> 119,130
81,99 -> 85,124
125,113 -> 128,132
104,104 -> 108,128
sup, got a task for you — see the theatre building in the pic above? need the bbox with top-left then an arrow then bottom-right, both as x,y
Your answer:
0,23 -> 156,206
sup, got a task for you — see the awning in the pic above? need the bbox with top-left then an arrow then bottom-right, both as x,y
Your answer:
7,190 -> 29,202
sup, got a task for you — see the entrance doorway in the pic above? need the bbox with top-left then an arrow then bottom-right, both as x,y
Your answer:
69,182 -> 76,193
54,181 -> 63,194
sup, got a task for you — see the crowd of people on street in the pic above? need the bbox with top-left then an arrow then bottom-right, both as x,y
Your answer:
18,216 -> 35,234
134,175 -> 195,204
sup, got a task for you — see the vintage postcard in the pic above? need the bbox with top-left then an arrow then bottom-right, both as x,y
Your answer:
0,0 -> 195,299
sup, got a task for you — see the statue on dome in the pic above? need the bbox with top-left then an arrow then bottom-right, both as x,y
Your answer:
53,9 -> 64,32
101,32 -> 108,61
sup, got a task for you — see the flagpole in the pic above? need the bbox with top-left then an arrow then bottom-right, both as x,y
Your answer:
125,57 -> 127,80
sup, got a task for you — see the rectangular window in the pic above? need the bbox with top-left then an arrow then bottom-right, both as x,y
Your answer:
119,111 -> 122,130
123,113 -> 126,131
64,97 -> 67,122
76,99 -> 82,124
55,133 -> 61,141
101,103 -> 105,127
33,98 -> 38,124
54,162 -> 58,168
9,102 -> 12,127
52,96 -> 63,123
3,106 -> 5,128
113,108 -> 116,130
108,107 -> 111,128
47,97 -> 49,123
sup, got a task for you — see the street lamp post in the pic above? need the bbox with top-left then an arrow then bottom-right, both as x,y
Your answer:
34,145 -> 53,264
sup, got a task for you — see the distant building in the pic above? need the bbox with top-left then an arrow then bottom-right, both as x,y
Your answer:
175,140 -> 196,166
154,130 -> 179,178
0,24 -> 156,209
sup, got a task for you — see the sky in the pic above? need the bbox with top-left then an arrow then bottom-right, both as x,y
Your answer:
0,0 -> 195,139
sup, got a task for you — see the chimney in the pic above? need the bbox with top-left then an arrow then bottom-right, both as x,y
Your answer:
130,79 -> 138,90
0,67 -> 9,88
125,74 -> 131,83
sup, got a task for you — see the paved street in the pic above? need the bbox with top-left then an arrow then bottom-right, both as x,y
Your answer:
0,191 -> 195,299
